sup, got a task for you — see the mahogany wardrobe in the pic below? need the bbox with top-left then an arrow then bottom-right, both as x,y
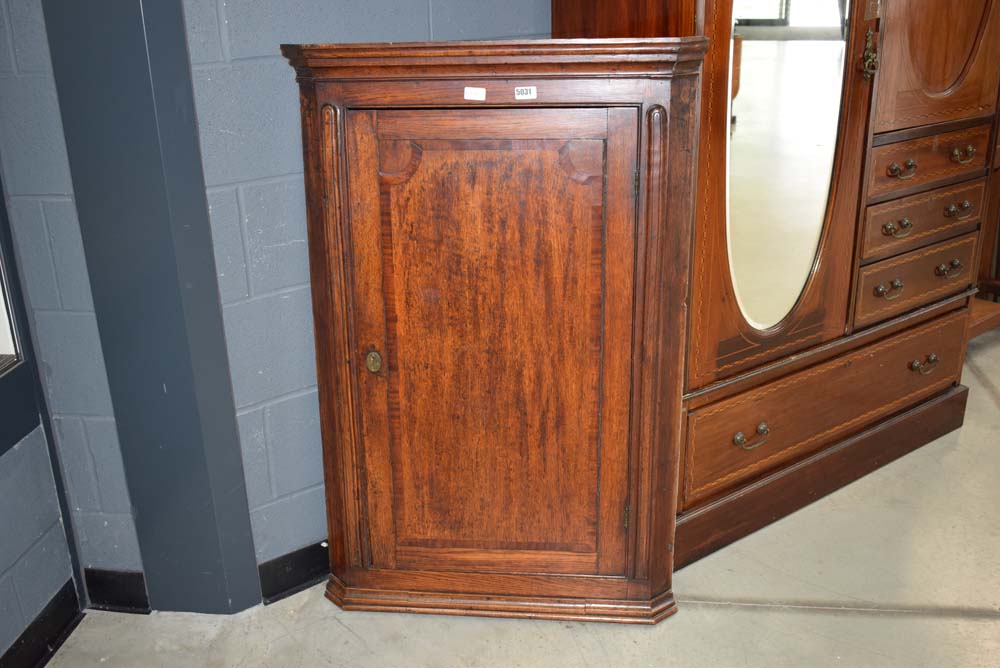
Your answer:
554,0 -> 1000,564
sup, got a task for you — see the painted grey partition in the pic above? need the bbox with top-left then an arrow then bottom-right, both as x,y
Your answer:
180,0 -> 551,564
0,0 -> 141,574
43,0 -> 261,612
0,427 -> 72,654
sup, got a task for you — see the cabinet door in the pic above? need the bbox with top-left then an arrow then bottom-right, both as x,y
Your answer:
345,108 -> 637,576
874,0 -> 1000,132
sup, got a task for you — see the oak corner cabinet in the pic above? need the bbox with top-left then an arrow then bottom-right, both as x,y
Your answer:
282,38 -> 707,623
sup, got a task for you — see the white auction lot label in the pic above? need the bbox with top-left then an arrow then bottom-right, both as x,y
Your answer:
463,86 -> 487,101
514,86 -> 538,100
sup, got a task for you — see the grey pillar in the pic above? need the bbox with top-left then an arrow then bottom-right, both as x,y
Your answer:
42,0 -> 261,612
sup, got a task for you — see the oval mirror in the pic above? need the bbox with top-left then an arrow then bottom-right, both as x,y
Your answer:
727,0 -> 849,329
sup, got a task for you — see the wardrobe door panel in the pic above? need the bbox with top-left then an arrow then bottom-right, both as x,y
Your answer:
873,0 -> 1000,133
686,0 -> 873,390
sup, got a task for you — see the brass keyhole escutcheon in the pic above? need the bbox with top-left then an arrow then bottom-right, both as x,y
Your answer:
861,28 -> 879,81
365,350 -> 383,374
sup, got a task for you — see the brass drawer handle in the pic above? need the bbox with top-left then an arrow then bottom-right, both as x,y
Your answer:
887,159 -> 918,180
934,258 -> 963,279
950,145 -> 976,165
874,278 -> 904,301
944,200 -> 974,220
733,422 -> 770,451
909,353 -> 939,376
882,218 -> 913,238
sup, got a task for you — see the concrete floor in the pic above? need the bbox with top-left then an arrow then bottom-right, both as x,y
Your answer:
50,330 -> 1000,667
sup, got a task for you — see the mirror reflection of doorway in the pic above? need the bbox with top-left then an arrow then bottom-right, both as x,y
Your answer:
727,0 -> 849,329
734,0 -> 791,26
734,0 -> 848,36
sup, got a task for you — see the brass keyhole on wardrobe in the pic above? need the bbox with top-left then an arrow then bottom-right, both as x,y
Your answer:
365,350 -> 383,374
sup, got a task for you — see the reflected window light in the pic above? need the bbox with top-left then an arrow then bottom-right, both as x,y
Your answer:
0,259 -> 18,370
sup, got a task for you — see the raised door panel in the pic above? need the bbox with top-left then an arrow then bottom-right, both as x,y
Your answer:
874,0 -> 1000,132
345,108 -> 637,577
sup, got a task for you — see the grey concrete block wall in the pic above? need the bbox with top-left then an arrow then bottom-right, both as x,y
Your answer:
0,0 -> 141,572
181,0 -> 550,562
431,0 -> 551,40
0,427 -> 72,654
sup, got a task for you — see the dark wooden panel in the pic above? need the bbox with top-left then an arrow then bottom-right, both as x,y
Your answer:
551,0 -> 698,38
854,233 -> 978,328
868,126 -> 991,201
683,310 -> 966,507
862,179 -> 986,263
873,0 -> 1000,132
676,386 -> 969,568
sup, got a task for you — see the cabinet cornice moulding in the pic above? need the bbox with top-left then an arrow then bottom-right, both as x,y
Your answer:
281,37 -> 709,81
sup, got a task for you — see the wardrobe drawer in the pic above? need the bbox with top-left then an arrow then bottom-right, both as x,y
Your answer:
683,311 -> 966,508
868,125 -> 990,200
862,180 -> 985,263
854,233 -> 976,329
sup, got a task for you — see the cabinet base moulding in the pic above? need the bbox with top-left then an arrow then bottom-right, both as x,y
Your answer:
325,575 -> 677,624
